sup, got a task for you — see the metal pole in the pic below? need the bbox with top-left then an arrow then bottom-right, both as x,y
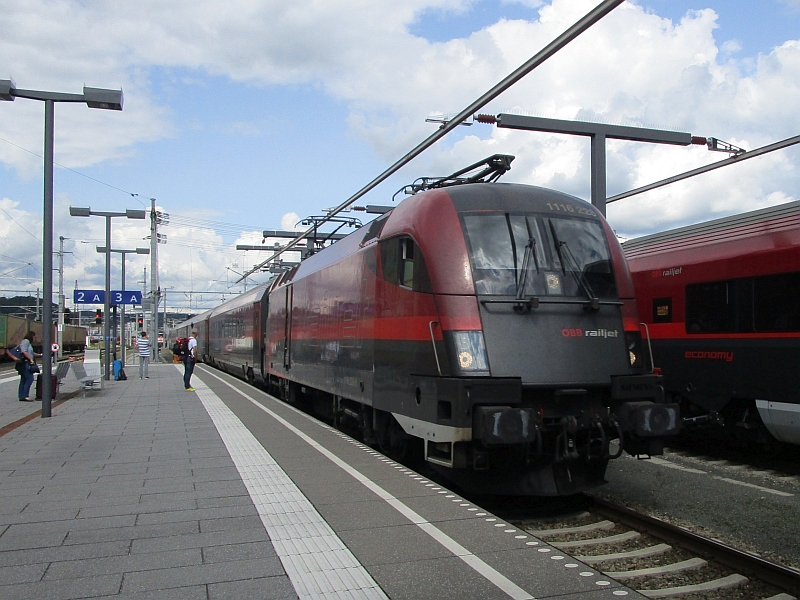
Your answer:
591,133 -> 607,216
150,198 -> 160,362
42,99 -> 54,417
162,287 -> 167,360
58,236 -> 64,359
121,253 -> 126,368
104,215 -> 111,381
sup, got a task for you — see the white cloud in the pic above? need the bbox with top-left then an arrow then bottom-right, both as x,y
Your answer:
281,212 -> 303,231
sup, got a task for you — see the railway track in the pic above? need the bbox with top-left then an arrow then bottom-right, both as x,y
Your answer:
504,496 -> 800,599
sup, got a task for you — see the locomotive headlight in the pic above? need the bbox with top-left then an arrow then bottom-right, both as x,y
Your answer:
451,331 -> 489,374
624,331 -> 644,370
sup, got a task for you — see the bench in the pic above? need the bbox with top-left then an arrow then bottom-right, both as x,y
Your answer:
54,361 -> 70,395
36,361 -> 72,400
71,362 -> 101,397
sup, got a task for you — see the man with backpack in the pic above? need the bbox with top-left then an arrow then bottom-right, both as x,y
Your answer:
183,330 -> 197,391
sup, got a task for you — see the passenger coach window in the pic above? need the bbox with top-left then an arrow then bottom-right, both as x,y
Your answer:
754,271 -> 800,331
686,280 -> 749,333
379,236 -> 432,292
686,272 -> 800,333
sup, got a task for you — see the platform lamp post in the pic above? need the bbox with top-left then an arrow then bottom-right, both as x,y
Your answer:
70,207 -> 146,381
96,246 -> 149,369
0,78 -> 123,418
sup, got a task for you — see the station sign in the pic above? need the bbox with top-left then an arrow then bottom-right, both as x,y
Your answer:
73,290 -> 144,305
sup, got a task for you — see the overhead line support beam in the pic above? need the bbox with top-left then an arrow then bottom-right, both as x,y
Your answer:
495,113 -> 692,216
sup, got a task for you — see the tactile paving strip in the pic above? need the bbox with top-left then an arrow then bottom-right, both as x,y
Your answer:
189,371 -> 388,600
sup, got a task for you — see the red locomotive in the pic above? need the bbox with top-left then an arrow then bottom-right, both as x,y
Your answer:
624,200 -> 800,449
173,156 -> 679,495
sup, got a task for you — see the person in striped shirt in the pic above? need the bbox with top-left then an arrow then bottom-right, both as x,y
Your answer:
137,331 -> 151,379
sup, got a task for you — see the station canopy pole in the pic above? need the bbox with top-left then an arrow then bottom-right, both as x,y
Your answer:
237,0 -> 625,283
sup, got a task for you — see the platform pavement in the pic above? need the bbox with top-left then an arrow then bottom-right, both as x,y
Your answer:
0,361 -> 643,600
0,363 -> 84,429
0,362 -> 297,599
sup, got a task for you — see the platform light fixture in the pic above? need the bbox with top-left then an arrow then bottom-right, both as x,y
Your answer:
0,78 -> 123,418
70,207 -> 146,381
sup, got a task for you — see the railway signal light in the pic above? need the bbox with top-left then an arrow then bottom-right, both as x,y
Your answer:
95,309 -> 102,325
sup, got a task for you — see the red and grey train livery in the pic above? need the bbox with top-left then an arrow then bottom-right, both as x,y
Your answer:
624,200 -> 800,448
173,156 -> 680,495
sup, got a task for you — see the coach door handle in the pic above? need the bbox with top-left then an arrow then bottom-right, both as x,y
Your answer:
429,320 -> 442,377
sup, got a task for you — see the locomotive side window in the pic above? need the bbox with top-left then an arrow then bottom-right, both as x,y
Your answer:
400,238 -> 414,288
379,236 -> 432,292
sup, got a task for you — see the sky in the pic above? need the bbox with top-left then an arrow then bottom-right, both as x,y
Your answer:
1,0 -> 799,313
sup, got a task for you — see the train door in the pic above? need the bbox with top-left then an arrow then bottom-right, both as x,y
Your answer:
283,285 -> 293,370
260,293 -> 269,378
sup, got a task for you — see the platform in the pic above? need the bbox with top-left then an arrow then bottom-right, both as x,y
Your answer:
0,361 -> 644,599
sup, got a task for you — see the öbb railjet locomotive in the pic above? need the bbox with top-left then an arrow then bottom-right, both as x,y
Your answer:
623,200 -> 800,450
174,157 -> 680,495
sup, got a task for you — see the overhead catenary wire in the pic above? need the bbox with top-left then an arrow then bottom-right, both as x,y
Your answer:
0,135 -> 143,201
236,0 -> 626,283
607,134 -> 800,204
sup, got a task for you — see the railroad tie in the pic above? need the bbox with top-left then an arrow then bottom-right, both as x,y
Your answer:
528,519 -> 616,537
604,557 -> 706,580
637,574 -> 749,598
577,543 -> 672,564
552,530 -> 640,548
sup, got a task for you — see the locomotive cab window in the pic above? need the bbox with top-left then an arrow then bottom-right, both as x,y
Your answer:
379,236 -> 432,292
461,211 -> 617,299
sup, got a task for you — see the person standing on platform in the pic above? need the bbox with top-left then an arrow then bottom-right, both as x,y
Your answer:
16,331 -> 40,402
136,331 -> 151,379
183,330 -> 197,391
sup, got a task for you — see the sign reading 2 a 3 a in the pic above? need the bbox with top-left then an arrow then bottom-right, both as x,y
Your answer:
74,290 -> 143,305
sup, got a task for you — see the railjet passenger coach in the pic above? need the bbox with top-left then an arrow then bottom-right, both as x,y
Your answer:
173,156 -> 680,496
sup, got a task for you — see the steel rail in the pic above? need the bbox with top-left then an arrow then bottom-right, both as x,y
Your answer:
589,496 -> 800,595
607,134 -> 800,204
237,0 -> 625,283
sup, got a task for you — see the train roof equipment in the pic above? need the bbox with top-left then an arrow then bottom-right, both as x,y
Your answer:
392,154 -> 515,201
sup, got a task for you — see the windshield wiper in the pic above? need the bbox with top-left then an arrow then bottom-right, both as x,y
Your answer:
548,221 -> 600,311
517,236 -> 539,300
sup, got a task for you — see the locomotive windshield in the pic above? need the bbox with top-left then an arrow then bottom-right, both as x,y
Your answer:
461,212 -> 617,299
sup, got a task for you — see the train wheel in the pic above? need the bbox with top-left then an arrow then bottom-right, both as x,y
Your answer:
376,413 -> 414,461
